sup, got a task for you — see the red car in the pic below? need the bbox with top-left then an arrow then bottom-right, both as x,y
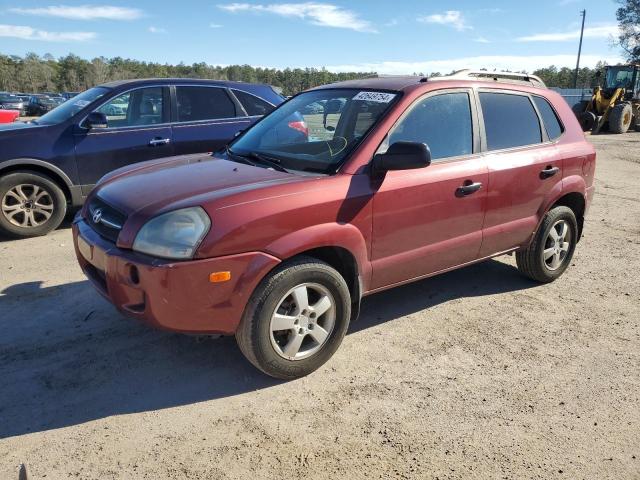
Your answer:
73,72 -> 596,379
0,109 -> 20,124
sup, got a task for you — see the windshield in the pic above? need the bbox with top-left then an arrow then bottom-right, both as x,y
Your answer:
605,67 -> 634,89
36,87 -> 110,125
229,88 -> 398,174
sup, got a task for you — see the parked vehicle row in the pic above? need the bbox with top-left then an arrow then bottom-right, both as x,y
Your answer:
0,91 -> 79,117
0,78 -> 295,238
70,72 -> 596,379
0,93 -> 26,116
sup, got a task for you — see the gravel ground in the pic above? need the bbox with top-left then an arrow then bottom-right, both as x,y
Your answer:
0,134 -> 638,480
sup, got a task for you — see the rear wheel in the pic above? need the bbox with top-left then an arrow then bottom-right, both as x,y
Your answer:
236,256 -> 351,379
609,103 -> 633,134
516,206 -> 578,283
0,171 -> 67,238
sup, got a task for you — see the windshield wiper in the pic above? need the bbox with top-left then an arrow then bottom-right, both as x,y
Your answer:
225,146 -> 258,168
243,152 -> 290,173
226,147 -> 290,173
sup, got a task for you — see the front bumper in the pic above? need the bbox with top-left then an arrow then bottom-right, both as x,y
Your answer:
73,218 -> 281,334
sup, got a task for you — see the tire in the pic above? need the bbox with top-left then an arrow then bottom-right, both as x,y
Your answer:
236,256 -> 351,379
572,100 -> 589,117
0,171 -> 67,238
578,111 -> 597,132
609,103 -> 633,134
516,206 -> 578,283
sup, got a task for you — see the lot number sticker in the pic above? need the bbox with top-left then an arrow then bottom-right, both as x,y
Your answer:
352,91 -> 396,103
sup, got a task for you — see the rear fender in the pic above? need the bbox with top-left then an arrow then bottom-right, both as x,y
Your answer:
528,175 -> 587,245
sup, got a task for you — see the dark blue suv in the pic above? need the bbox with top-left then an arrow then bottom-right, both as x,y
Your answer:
0,78 -> 287,238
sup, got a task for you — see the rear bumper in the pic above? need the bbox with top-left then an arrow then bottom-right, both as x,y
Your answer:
72,218 -> 281,334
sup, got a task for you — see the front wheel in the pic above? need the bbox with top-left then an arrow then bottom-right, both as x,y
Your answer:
516,206 -> 578,283
609,103 -> 633,134
0,171 -> 67,238
236,257 -> 351,379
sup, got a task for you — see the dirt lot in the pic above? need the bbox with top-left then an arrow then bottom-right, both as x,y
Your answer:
0,134 -> 638,479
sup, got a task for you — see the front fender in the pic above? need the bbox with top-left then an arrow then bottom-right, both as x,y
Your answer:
263,222 -> 372,291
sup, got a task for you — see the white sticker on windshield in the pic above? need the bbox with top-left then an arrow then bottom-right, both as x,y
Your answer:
74,100 -> 90,107
352,91 -> 396,103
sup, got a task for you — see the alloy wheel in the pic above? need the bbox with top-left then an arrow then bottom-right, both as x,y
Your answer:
543,219 -> 572,271
269,282 -> 336,361
1,184 -> 54,228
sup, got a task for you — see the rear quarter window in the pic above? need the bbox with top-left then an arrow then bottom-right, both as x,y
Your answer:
532,95 -> 564,140
233,89 -> 275,116
479,92 -> 542,151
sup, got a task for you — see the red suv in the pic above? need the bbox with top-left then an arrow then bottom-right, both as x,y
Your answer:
73,73 -> 596,379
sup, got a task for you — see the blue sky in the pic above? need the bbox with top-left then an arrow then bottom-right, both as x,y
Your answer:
0,0 -> 625,73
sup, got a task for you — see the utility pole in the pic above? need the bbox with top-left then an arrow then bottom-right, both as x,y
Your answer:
574,9 -> 586,88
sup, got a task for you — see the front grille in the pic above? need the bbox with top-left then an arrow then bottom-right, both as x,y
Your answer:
86,197 -> 126,243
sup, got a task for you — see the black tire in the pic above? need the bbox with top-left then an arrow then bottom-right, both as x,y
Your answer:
578,111 -> 597,132
516,206 -> 578,283
0,171 -> 67,238
572,100 -> 589,117
609,103 -> 633,134
236,256 -> 351,379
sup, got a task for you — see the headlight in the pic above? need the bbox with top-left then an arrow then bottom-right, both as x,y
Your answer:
133,207 -> 211,260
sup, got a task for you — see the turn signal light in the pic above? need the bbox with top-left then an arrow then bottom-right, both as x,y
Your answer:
209,271 -> 231,283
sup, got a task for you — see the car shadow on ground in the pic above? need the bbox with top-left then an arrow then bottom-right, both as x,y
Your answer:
0,258 -> 535,439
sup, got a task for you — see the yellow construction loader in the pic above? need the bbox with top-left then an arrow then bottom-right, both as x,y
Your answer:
574,64 -> 640,134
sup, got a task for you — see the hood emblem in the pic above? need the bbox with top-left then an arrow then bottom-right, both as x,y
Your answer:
92,209 -> 103,224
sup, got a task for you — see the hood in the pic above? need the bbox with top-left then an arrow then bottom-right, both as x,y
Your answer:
0,121 -> 39,132
94,154 -> 308,217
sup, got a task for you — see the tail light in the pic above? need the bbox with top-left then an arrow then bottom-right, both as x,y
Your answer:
288,120 -> 309,137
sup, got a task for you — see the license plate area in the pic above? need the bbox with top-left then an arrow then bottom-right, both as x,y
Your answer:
78,234 -> 107,273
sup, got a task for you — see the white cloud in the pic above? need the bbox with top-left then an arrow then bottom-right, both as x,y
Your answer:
217,3 -> 376,32
323,54 -> 624,75
518,25 -> 618,42
209,23 -> 224,28
474,36 -> 490,44
148,26 -> 167,34
9,5 -> 143,21
0,23 -> 96,41
418,11 -> 471,31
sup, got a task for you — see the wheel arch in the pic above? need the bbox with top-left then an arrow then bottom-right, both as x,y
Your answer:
262,223 -> 371,322
551,191 -> 586,240
0,159 -> 78,205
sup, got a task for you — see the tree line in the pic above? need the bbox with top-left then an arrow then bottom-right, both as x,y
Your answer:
0,53 -> 373,96
0,53 -> 622,95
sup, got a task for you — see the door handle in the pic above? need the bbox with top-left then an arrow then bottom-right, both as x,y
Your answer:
149,137 -> 171,147
456,181 -> 482,197
540,166 -> 560,179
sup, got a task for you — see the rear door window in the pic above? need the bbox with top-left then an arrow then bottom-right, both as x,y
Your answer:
233,89 -> 275,116
532,96 -> 564,140
479,92 -> 542,151
176,86 -> 236,122
386,92 -> 473,160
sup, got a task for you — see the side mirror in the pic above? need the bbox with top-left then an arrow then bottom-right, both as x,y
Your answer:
84,111 -> 108,129
372,141 -> 431,174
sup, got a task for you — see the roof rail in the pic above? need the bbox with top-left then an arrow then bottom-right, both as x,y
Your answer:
430,69 -> 547,88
